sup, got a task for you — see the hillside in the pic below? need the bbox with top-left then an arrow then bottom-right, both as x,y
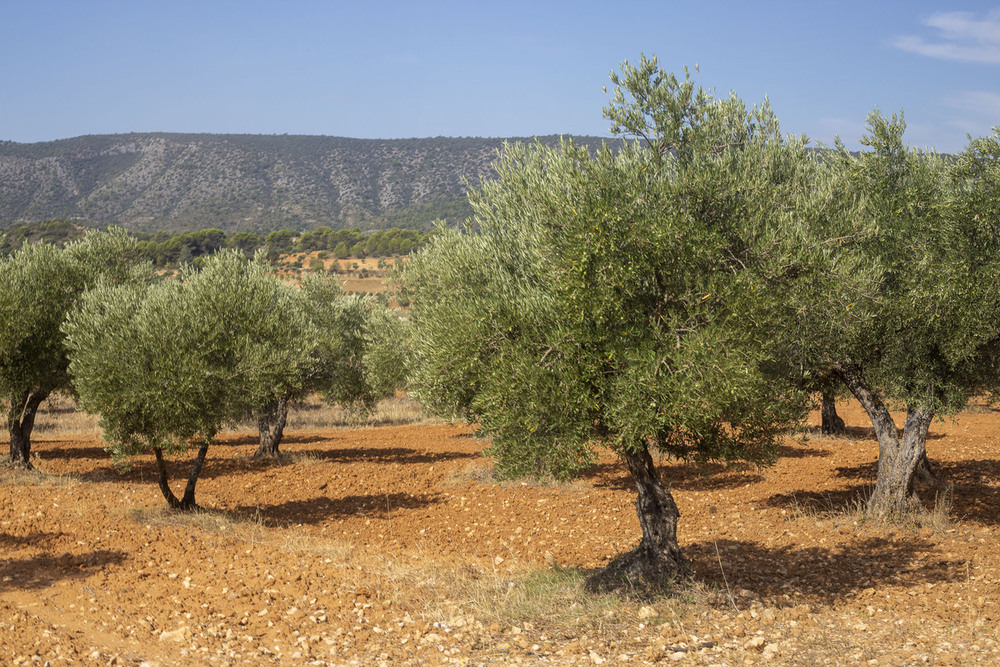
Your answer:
0,133 -> 615,233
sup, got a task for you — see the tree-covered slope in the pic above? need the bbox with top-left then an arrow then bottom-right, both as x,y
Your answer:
0,134 -> 614,233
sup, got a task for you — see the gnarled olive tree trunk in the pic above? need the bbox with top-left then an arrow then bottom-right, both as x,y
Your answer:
7,390 -> 48,469
606,443 -> 686,583
153,441 -> 211,510
820,390 -> 845,435
253,397 -> 289,459
834,361 -> 937,516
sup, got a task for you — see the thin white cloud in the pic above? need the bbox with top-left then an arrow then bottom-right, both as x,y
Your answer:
892,8 -> 1000,64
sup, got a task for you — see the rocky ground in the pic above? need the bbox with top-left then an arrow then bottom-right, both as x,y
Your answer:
1,400 -> 998,665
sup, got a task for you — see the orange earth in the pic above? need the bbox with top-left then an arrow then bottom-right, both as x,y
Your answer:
2,400 -> 999,665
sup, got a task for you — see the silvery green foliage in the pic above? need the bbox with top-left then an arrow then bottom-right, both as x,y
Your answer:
0,242 -> 78,403
361,303 -> 409,402
298,273 -> 405,413
0,228 -> 151,401
824,116 -> 1000,414
406,57 -> 816,480
64,250 -> 313,459
0,228 -> 153,463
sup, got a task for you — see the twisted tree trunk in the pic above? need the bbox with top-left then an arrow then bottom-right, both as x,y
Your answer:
600,443 -> 686,584
834,361 -> 938,517
253,397 -> 290,459
7,390 -> 48,469
153,441 -> 211,511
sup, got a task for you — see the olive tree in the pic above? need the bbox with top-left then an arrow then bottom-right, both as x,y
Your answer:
251,272 -> 408,459
0,228 -> 149,468
64,250 -> 312,509
405,57 -> 819,582
815,118 -> 1000,517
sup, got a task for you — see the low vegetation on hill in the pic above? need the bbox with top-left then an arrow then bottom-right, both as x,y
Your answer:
0,134 -> 615,233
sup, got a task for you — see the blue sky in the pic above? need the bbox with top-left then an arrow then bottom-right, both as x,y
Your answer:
2,1 -> 998,152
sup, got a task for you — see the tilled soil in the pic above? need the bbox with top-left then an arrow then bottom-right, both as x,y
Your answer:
2,402 -> 999,665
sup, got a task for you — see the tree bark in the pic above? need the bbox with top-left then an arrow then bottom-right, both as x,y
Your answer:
253,397 -> 289,459
611,443 -> 686,581
834,361 -> 936,517
153,441 -> 211,511
153,448 -> 181,508
7,390 -> 48,469
820,390 -> 845,435
866,406 -> 934,515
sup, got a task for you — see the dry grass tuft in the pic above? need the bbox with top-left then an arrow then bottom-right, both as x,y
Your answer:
32,393 -> 101,437
918,483 -> 954,533
441,459 -> 495,487
222,394 -> 434,436
127,505 -> 274,546
0,465 -> 80,489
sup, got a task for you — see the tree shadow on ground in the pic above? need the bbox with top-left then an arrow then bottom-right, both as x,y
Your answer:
213,433 -> 332,448
763,485 -> 873,517
935,458 -> 1000,525
231,492 -> 442,527
0,550 -> 127,593
772,443 -> 834,458
70,453 -> 270,484
64,438 -> 477,485
584,443 -> 832,493
0,531 -> 66,549
763,456 -> 1000,526
33,444 -> 110,461
800,424 -> 947,443
683,535 -> 962,605
289,446 -> 476,465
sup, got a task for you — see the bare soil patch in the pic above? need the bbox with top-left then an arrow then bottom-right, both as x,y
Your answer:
2,401 -> 999,665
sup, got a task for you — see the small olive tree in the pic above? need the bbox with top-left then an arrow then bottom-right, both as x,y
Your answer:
64,250 -> 312,509
250,272 -> 408,459
406,57 -> 817,582
0,228 -> 150,468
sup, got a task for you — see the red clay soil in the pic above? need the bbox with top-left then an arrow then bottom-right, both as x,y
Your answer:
2,401 -> 999,665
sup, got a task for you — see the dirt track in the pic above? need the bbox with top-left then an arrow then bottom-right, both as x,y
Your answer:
2,402 -> 999,665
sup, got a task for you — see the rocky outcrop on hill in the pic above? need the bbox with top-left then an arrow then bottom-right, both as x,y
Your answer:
0,133 -> 613,232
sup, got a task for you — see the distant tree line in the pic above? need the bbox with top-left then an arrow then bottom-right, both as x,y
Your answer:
0,222 -> 433,266
0,220 -> 86,255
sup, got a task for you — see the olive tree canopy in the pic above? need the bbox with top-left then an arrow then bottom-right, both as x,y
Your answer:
250,272 -> 408,459
814,118 -> 1000,517
405,56 -> 820,583
0,228 -> 150,468
64,250 -> 312,508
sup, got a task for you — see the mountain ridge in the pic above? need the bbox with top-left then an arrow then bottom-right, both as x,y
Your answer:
0,133 -> 616,233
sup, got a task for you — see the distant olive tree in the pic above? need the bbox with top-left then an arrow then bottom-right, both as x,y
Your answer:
0,228 -> 150,468
64,251 -> 312,509
405,57 -> 816,584
252,273 -> 408,459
